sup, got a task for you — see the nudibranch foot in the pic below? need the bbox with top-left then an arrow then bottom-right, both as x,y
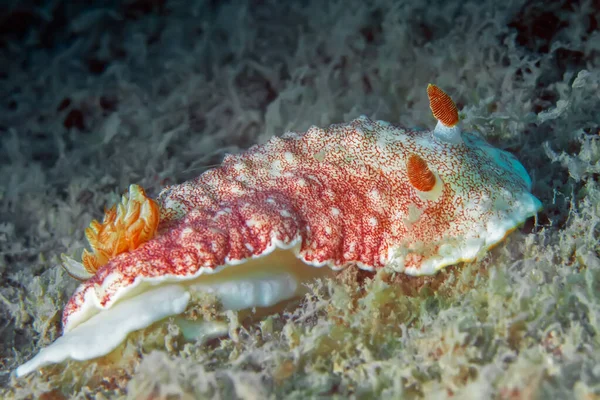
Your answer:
16,247 -> 333,377
16,84 -> 541,377
15,285 -> 189,377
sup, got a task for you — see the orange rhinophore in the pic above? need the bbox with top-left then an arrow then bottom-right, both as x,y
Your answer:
406,154 -> 436,192
81,184 -> 160,274
427,84 -> 459,127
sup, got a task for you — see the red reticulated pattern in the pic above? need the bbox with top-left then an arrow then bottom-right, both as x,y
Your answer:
62,115 -> 523,328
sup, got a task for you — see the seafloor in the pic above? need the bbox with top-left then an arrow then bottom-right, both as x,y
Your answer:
0,0 -> 599,398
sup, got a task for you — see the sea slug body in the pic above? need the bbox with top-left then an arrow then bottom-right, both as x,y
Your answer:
15,84 -> 541,377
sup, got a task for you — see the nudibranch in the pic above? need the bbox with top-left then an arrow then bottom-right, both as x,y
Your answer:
16,84 -> 541,377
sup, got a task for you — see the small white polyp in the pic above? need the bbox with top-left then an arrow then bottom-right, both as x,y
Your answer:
15,285 -> 190,377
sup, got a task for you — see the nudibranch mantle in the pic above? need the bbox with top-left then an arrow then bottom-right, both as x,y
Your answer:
16,85 -> 541,377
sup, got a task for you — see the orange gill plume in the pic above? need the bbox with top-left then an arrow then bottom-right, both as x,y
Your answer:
81,184 -> 160,275
427,84 -> 459,127
406,154 -> 436,192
